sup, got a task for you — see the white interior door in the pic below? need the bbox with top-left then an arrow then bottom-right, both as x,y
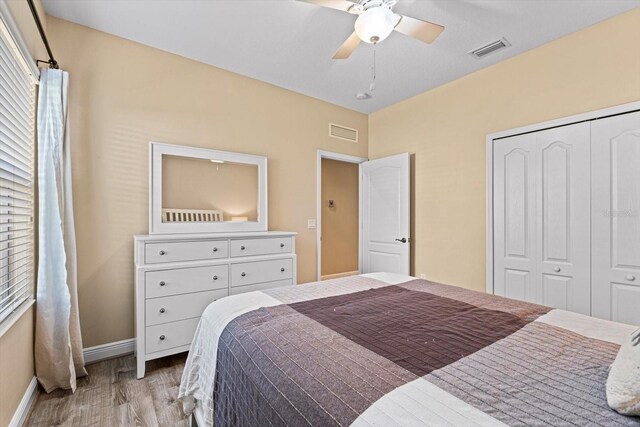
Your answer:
361,153 -> 410,275
535,123 -> 590,315
591,111 -> 640,325
493,133 -> 538,303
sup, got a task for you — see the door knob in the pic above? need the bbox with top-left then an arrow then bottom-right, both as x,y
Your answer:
395,238 -> 407,243
553,267 -> 561,273
626,275 -> 636,282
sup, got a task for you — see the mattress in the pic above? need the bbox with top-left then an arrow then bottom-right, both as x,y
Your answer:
179,273 -> 638,426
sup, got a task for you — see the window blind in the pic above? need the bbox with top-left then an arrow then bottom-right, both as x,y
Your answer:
0,16 -> 36,325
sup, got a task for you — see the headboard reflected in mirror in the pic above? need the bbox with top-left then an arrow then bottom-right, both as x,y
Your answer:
149,142 -> 267,233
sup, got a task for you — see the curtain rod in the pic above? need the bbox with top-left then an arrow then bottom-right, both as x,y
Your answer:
27,0 -> 58,69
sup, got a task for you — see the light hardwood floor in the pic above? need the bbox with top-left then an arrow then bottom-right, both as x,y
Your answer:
25,353 -> 190,427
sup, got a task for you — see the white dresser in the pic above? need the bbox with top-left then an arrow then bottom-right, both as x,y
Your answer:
134,231 -> 296,378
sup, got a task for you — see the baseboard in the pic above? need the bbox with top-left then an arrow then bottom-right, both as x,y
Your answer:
83,338 -> 135,365
9,376 -> 38,427
321,270 -> 360,281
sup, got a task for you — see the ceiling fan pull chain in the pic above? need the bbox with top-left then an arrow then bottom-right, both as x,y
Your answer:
369,46 -> 376,92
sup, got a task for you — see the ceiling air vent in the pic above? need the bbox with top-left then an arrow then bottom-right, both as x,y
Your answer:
329,123 -> 358,143
469,38 -> 511,59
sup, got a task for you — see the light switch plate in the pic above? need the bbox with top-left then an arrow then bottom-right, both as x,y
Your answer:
307,219 -> 317,229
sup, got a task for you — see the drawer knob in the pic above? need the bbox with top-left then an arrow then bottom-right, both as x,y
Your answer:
213,247 -> 218,253
159,335 -> 165,341
159,308 -> 165,314
281,267 -> 285,272
241,246 -> 246,250
553,267 -> 561,273
241,272 -> 246,277
159,281 -> 166,287
280,243 -> 285,248
159,250 -> 166,256
213,275 -> 218,281
626,275 -> 636,282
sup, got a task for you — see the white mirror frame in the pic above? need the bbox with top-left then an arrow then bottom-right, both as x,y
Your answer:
149,142 -> 268,234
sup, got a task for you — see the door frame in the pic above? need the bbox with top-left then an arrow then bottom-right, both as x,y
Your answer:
485,101 -> 640,295
317,150 -> 368,281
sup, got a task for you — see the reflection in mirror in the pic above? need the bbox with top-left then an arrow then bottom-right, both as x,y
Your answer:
161,155 -> 259,223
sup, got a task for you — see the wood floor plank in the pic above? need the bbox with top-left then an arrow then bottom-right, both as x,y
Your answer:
148,358 -> 188,426
25,353 -> 190,427
121,372 -> 160,427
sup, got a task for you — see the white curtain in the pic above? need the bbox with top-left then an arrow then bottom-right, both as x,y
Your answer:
35,68 -> 86,393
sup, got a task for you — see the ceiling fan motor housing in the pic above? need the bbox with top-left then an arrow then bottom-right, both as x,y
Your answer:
358,0 -> 397,11
311,0 -> 445,60
354,1 -> 398,44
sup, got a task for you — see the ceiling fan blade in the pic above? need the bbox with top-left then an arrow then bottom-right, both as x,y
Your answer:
297,0 -> 357,13
333,31 -> 361,59
394,15 -> 444,44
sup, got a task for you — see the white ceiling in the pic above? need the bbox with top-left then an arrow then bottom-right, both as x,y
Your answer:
42,0 -> 639,113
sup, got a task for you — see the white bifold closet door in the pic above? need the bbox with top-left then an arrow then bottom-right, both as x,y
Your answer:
494,122 -> 591,314
493,133 -> 537,303
591,111 -> 640,325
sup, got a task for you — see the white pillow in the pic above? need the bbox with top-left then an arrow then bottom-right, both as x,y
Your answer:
606,329 -> 640,416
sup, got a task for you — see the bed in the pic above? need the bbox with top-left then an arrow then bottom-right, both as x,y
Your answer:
179,273 -> 639,426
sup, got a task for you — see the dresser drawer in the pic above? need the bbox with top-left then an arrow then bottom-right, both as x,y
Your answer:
231,258 -> 293,287
145,265 -> 228,299
230,237 -> 292,257
146,318 -> 200,354
145,240 -> 228,264
231,279 -> 293,295
146,289 -> 226,326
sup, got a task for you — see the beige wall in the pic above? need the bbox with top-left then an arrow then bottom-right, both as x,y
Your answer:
43,8 -> 640,349
162,156 -> 259,221
46,16 -> 368,347
0,309 -> 35,426
369,9 -> 640,292
321,159 -> 359,277
1,1 -> 46,425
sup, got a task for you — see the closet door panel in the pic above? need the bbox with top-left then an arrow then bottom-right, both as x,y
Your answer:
610,132 -> 640,267
541,143 -> 570,262
535,123 -> 590,315
611,283 -> 640,325
504,269 -> 529,301
542,275 -> 571,311
592,111 -> 640,325
493,133 -> 537,302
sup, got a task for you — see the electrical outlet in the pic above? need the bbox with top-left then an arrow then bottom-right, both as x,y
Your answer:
307,219 -> 317,229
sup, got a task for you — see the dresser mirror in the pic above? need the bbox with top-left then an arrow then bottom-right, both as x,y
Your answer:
149,142 -> 267,233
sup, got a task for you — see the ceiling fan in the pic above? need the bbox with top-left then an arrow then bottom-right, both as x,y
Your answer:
299,0 -> 444,59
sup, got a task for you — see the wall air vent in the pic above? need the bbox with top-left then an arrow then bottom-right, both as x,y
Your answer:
469,38 -> 511,59
329,123 -> 358,143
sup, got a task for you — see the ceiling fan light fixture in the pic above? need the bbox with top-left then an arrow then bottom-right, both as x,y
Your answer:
354,6 -> 396,44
